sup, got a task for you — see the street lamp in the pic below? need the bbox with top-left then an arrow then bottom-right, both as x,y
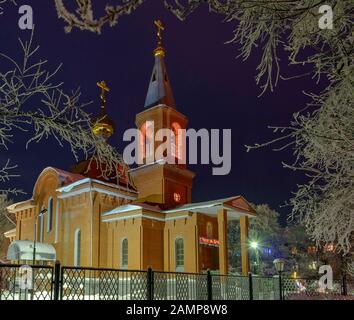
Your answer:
32,208 -> 47,265
250,241 -> 260,274
250,241 -> 258,249
273,258 -> 285,300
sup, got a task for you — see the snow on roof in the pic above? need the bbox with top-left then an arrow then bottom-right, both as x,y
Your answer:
56,177 -> 138,194
4,228 -> 16,237
32,167 -> 85,196
7,240 -> 56,261
7,199 -> 35,212
102,203 -> 162,216
53,167 -> 85,186
164,196 -> 236,213
164,195 -> 256,216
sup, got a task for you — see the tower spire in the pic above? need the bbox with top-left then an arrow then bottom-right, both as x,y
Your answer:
144,20 -> 176,109
92,80 -> 115,139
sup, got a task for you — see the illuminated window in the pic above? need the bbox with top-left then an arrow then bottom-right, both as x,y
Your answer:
171,122 -> 182,160
173,192 -> 181,203
175,237 -> 184,272
121,238 -> 128,269
140,121 -> 154,161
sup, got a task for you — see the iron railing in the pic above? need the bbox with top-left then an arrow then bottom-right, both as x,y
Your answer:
211,274 -> 249,300
1,262 -> 353,300
0,263 -> 54,300
60,266 -> 148,300
153,270 -> 208,300
282,277 -> 343,300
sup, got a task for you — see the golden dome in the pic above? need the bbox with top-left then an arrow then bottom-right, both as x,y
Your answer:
93,81 -> 115,139
92,115 -> 115,139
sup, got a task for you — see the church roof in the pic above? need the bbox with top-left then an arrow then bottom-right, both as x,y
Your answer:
144,46 -> 176,109
52,167 -> 85,186
101,196 -> 257,222
164,195 -> 257,218
102,203 -> 161,217
56,176 -> 138,196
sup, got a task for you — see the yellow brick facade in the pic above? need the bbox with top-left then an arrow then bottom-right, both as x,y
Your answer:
4,42 -> 256,275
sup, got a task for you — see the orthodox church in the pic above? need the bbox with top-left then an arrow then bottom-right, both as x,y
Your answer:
4,21 -> 256,275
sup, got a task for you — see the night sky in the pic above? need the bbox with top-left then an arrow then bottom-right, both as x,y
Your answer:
1,1 -> 317,224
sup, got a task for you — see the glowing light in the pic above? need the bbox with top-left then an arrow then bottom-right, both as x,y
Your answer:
250,241 -> 258,249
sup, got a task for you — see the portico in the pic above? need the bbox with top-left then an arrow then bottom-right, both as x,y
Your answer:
164,196 -> 255,275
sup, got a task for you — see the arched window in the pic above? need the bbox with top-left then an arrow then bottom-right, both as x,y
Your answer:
74,229 -> 81,267
47,197 -> 53,233
121,238 -> 128,269
175,237 -> 184,272
171,122 -> 181,160
140,121 -> 154,162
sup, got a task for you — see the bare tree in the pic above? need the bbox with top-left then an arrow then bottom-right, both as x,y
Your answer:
54,0 -> 146,33
0,30 -> 133,198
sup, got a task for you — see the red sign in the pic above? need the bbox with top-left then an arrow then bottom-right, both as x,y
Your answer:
199,237 -> 220,247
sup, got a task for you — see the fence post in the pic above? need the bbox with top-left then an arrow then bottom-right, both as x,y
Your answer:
342,274 -> 347,296
278,273 -> 283,300
207,270 -> 212,300
53,260 -> 61,300
248,272 -> 253,300
147,267 -> 154,300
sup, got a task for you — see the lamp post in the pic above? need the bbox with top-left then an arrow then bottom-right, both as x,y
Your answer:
273,258 -> 285,300
30,208 -> 46,300
32,208 -> 47,265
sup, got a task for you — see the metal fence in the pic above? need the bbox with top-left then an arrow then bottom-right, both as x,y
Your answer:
0,262 -> 353,300
0,263 -> 54,300
282,278 -> 344,300
211,274 -> 249,300
60,266 -> 148,300
153,271 -> 208,300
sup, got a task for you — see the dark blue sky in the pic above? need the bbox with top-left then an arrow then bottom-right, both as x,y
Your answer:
1,1 -> 318,223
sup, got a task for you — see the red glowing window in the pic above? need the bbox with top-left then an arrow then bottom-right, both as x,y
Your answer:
173,192 -> 181,203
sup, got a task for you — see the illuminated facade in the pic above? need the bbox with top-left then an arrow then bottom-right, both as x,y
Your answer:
4,22 -> 256,275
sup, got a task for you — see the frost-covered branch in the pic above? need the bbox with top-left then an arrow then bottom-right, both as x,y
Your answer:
0,0 -> 16,15
54,0 -> 146,34
0,30 -> 133,194
0,195 -> 15,227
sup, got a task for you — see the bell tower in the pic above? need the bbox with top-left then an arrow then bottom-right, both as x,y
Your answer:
130,20 -> 195,209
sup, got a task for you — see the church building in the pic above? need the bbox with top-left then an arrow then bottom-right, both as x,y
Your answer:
4,21 -> 256,275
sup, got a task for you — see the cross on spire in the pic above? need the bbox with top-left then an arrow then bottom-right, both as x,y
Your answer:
153,20 -> 166,57
154,20 -> 164,46
97,80 -> 110,106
